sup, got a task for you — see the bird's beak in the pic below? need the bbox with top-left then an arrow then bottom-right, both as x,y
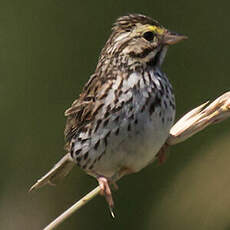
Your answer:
162,30 -> 188,45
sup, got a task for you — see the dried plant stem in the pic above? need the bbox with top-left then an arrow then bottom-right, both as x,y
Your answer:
43,91 -> 230,230
168,91 -> 230,145
44,186 -> 101,230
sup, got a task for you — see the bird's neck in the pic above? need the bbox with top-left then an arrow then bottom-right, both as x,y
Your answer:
95,46 -> 168,75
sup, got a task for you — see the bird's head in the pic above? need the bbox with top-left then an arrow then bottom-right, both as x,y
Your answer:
100,14 -> 187,68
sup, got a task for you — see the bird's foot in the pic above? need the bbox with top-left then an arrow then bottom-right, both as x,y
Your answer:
97,176 -> 115,217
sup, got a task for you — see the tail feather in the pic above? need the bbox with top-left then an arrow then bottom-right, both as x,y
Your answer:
29,153 -> 75,192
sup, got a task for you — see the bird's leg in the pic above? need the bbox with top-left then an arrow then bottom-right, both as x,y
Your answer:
97,176 -> 115,216
156,143 -> 169,164
96,169 -> 132,217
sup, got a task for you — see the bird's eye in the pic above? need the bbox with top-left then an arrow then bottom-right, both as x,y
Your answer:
143,31 -> 155,41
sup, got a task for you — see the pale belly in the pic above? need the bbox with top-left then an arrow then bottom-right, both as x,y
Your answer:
90,105 -> 174,179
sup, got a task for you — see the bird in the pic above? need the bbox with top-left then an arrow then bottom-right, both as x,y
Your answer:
30,14 -> 187,213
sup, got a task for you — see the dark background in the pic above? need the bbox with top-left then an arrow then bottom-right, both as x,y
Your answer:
1,0 -> 230,229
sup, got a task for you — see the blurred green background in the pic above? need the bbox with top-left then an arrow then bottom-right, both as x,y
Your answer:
1,0 -> 230,229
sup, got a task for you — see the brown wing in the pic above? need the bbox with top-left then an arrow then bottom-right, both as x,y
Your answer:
64,73 -> 114,149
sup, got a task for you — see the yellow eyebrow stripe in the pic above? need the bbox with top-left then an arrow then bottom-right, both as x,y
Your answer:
148,25 -> 165,35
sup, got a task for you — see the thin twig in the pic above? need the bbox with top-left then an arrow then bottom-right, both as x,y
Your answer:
44,186 -> 101,230
43,91 -> 230,230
